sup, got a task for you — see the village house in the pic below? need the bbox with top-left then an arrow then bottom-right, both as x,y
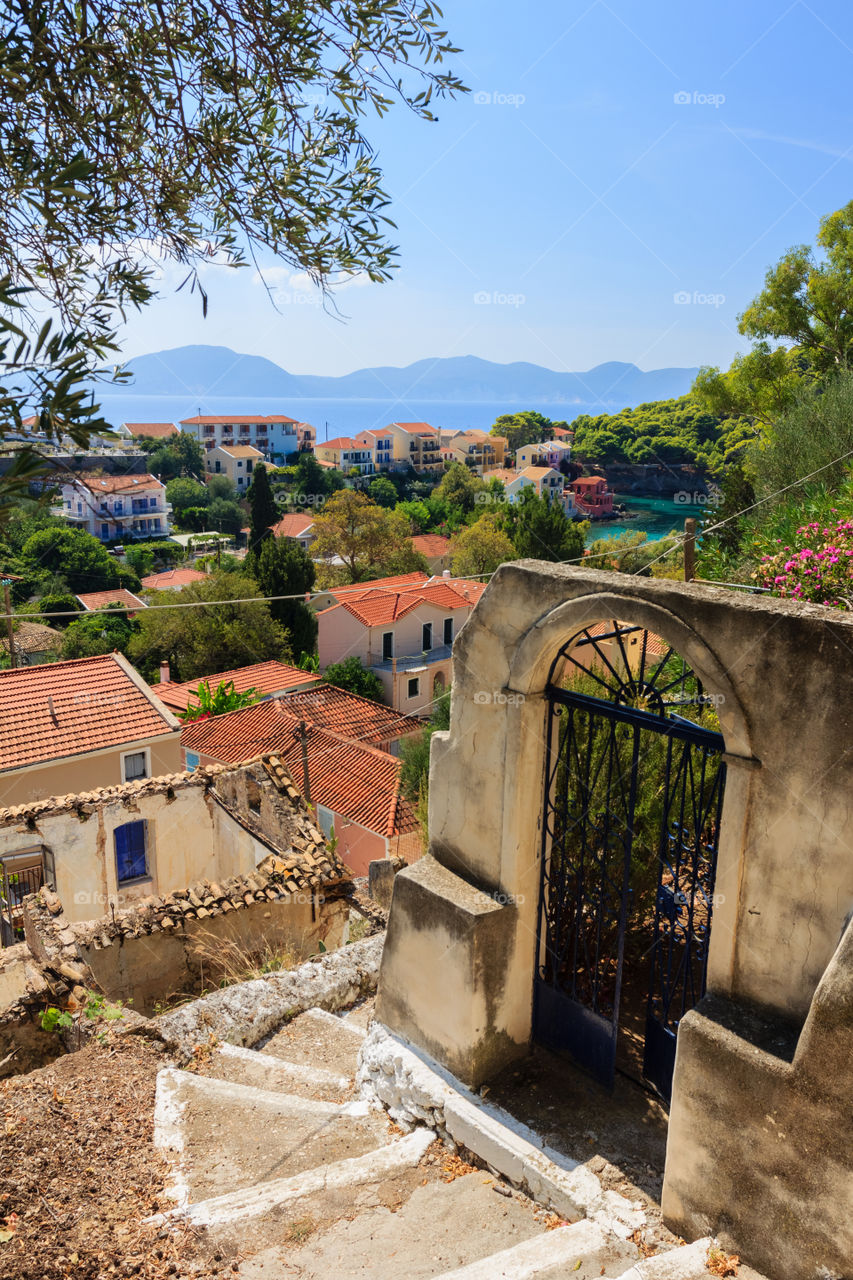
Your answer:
294,421 -> 316,451
0,653 -> 182,810
180,702 -> 420,874
180,413 -> 299,463
515,439 -> 573,471
116,422 -> 178,442
140,566 -> 208,592
0,758 -> 350,998
385,421 -> 444,473
316,573 -> 486,715
314,435 -> 375,475
571,473 -> 615,517
153,659 -> 321,715
270,510 -> 316,550
506,465 -> 576,516
0,620 -> 62,667
353,428 -> 396,471
203,442 -> 264,492
412,533 -> 453,574
57,472 -> 172,541
76,588 -> 147,617
440,429 -> 507,474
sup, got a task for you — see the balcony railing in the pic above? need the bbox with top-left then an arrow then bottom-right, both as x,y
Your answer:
371,643 -> 453,672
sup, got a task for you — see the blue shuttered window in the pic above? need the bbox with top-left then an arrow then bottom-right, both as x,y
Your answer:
115,821 -> 147,883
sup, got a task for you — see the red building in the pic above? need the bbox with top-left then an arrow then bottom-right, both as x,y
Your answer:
570,475 -> 614,517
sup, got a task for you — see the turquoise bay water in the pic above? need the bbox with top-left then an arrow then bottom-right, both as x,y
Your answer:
584,494 -> 707,546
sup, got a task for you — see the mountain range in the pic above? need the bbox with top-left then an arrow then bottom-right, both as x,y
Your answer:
120,346 -> 699,410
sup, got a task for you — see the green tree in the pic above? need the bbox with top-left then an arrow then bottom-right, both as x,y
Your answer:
490,410 -> 562,453
510,489 -> 586,562
368,475 -> 399,508
61,607 -> 137,659
179,679 -> 261,722
322,656 -> 384,702
433,463 -> 486,516
311,490 -> 422,583
128,572 -> 288,681
0,4 -> 464,510
20,528 -> 126,593
207,498 -> 245,536
143,431 -> 205,480
247,464 -> 279,549
124,545 -> 155,580
165,477 -> 209,518
450,512 -> 515,576
246,537 -> 318,660
25,591 -> 79,627
207,474 -> 237,501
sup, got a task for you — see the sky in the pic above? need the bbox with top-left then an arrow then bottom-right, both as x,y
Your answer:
119,0 -> 853,378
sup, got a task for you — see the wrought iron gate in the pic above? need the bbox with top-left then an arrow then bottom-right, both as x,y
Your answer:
533,622 -> 726,1100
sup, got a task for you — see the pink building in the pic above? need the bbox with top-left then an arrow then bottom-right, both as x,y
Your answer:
571,475 -> 614,518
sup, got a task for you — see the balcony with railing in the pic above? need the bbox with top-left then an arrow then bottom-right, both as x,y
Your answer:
371,642 -> 453,672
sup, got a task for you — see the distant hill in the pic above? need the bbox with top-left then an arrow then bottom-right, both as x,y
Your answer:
122,346 -> 699,408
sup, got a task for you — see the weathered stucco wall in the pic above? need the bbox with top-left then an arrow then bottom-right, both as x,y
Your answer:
77,895 -> 349,1014
0,734 -> 183,808
0,782 -> 263,922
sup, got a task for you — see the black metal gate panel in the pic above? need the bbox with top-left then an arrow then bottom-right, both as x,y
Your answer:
534,622 -> 726,1100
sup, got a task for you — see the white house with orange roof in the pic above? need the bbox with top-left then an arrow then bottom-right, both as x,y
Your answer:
506,465 -> 576,516
181,413 -> 299,463
270,510 -> 316,550
204,443 -> 264,492
58,472 -> 172,541
316,573 -> 486,715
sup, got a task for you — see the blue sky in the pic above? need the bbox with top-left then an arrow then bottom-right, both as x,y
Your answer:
120,0 -> 853,377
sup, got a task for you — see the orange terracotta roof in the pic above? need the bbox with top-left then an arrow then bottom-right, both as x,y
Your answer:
282,684 -> 422,745
181,705 -> 416,838
140,568 -> 208,590
318,573 -> 482,627
515,466 -> 560,481
70,473 -> 164,495
76,589 -> 146,613
412,534 -> 451,558
427,575 -> 487,604
271,512 -> 315,538
329,573 -> 429,598
0,653 -> 179,775
316,436 -> 356,451
180,415 -> 298,425
216,445 -> 264,458
155,661 -> 320,713
122,422 -> 178,438
388,422 -> 438,435
572,476 -> 608,489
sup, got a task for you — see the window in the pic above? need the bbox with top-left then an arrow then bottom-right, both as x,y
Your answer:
407,676 -> 420,699
382,631 -> 394,661
247,460 -> 254,473
443,617 -> 453,646
114,821 -> 148,883
422,622 -> 432,652
185,751 -> 200,771
122,750 -> 148,782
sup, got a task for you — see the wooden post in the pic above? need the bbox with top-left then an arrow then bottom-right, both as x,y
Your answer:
2,580 -> 17,669
684,518 -> 697,583
295,720 -> 311,805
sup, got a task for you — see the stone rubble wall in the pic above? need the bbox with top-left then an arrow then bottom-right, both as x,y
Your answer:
154,932 -> 385,1060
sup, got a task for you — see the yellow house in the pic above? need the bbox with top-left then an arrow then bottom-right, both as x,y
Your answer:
204,443 -> 265,493
441,430 -> 507,474
385,422 -> 444,473
0,652 -> 182,809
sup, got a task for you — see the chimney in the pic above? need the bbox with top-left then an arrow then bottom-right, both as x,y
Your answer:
159,660 -> 170,684
442,568 -> 451,578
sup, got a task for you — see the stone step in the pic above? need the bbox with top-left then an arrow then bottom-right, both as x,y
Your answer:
431,1217 -> 639,1280
209,1042 -> 352,1101
237,1167 -> 559,1280
261,1005 -> 366,1079
151,1125 -> 435,1231
617,1237 -> 714,1278
157,1067 -> 393,1203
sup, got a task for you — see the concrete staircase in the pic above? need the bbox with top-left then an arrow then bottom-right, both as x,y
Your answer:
151,1005 -> 720,1279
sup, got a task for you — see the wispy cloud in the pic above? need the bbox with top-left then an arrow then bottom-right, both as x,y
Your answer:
733,128 -> 853,161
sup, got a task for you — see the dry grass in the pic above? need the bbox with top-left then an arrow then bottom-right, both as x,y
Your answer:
188,928 -> 300,989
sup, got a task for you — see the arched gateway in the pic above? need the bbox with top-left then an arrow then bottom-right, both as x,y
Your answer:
374,562 -> 853,1278
535,621 -> 727,1099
